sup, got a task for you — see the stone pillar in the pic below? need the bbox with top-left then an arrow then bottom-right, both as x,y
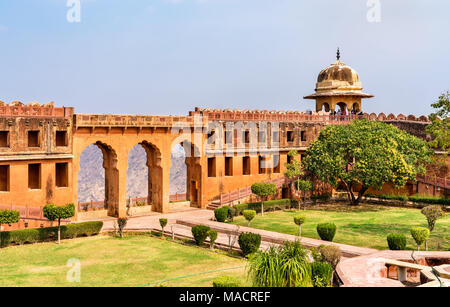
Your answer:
116,151 -> 129,218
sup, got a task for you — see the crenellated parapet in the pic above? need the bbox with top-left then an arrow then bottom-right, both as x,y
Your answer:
0,101 -> 73,118
191,107 -> 431,124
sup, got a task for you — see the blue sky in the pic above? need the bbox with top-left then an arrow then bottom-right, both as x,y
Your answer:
0,0 -> 448,116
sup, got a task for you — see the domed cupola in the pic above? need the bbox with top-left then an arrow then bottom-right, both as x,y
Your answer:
304,49 -> 374,113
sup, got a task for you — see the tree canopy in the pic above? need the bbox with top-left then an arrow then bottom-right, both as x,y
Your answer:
426,91 -> 450,151
302,119 -> 432,205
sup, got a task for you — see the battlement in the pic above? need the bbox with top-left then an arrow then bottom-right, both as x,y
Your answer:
190,107 -> 431,124
74,114 -> 197,128
0,101 -> 73,118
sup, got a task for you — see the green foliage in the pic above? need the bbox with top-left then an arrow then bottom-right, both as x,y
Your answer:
426,91 -> 450,151
294,180 -> 313,192
303,119 -> 432,205
0,221 -> 103,248
214,207 -> 228,222
421,205 -> 446,232
207,230 -> 218,248
191,225 -> 210,246
243,210 -> 256,226
411,195 -> 450,205
234,199 -> 292,215
410,227 -> 430,250
284,150 -> 303,180
0,209 -> 20,225
310,262 -> 333,287
386,233 -> 407,250
117,218 -> 128,238
43,203 -> 75,221
238,232 -> 261,256
212,275 -> 241,287
251,182 -> 277,198
310,194 -> 332,201
365,193 -> 408,201
226,206 -> 236,221
311,245 -> 342,271
159,218 -> 168,229
248,241 -> 312,287
294,216 -> 306,226
316,223 -> 337,242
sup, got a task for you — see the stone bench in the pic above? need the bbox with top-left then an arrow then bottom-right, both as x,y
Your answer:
384,259 -> 428,282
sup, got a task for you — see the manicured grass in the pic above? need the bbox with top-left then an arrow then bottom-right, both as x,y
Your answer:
0,235 -> 247,287
230,204 -> 450,250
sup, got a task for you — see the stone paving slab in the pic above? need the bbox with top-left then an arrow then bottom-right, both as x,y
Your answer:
336,250 -> 450,287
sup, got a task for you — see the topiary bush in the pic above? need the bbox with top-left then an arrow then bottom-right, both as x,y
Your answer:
294,215 -> 306,237
238,232 -> 261,256
243,210 -> 256,227
316,223 -> 336,242
387,233 -> 407,250
191,225 -> 210,246
208,230 -> 218,250
421,205 -> 446,232
159,218 -> 168,235
214,207 -> 228,223
212,275 -> 241,287
311,245 -> 342,272
410,227 -> 430,251
310,262 -> 333,287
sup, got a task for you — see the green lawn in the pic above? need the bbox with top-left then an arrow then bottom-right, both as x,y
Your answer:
230,204 -> 450,250
0,235 -> 248,287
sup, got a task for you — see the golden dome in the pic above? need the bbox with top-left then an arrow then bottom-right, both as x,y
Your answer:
317,60 -> 360,85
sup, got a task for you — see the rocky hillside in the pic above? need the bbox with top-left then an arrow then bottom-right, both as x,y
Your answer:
78,145 -> 186,202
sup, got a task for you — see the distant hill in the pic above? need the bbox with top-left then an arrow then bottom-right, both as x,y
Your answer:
77,145 -> 186,202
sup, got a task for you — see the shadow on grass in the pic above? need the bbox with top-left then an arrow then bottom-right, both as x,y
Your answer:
306,203 -> 390,213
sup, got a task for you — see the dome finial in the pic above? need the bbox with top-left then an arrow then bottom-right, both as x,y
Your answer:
336,47 -> 340,61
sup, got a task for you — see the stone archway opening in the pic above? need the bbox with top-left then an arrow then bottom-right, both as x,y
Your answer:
78,141 -> 119,217
352,102 -> 361,112
321,103 -> 330,112
336,102 -> 347,114
171,141 -> 202,208
169,143 -> 188,205
126,144 -> 149,208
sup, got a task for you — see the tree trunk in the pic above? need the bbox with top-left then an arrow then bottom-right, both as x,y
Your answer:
298,225 -> 302,238
57,219 -> 61,245
261,200 -> 264,217
425,240 -> 428,251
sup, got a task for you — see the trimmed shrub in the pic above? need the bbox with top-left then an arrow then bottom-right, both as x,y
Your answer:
234,199 -> 293,215
212,275 -> 241,287
191,225 -> 210,246
310,262 -> 333,287
227,206 -> 236,222
238,232 -> 261,256
243,210 -> 256,226
316,223 -> 336,242
409,195 -> 450,206
421,205 -> 446,232
311,245 -> 342,271
159,218 -> 168,235
0,209 -> 20,226
208,230 -> 218,249
0,221 -> 103,248
294,215 -> 306,237
387,233 -> 407,250
117,218 -> 127,238
410,227 -> 430,250
214,207 -> 228,223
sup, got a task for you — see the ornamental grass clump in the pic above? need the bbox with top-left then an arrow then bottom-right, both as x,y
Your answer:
248,241 -> 312,287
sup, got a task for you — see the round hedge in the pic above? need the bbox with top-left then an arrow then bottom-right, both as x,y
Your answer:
214,207 -> 228,222
410,227 -> 430,247
294,216 -> 306,226
191,225 -> 211,246
386,233 -> 407,250
316,223 -> 337,242
238,232 -> 261,256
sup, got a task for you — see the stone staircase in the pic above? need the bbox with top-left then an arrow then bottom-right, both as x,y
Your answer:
206,200 -> 222,211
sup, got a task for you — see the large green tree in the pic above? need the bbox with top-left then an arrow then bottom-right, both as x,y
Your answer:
302,119 -> 432,205
426,91 -> 450,151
